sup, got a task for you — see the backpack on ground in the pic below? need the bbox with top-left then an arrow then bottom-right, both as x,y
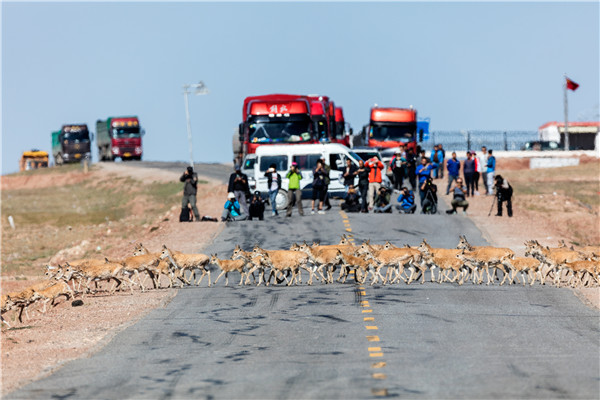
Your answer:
179,206 -> 192,222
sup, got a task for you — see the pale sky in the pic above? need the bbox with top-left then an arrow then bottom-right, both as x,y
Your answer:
2,1 -> 599,173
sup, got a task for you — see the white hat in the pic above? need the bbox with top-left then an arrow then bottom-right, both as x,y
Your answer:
228,192 -> 235,199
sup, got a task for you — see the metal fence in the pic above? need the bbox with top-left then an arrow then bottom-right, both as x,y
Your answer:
423,131 -> 538,152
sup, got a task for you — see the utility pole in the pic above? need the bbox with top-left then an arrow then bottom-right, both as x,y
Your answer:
182,81 -> 209,168
563,74 -> 569,151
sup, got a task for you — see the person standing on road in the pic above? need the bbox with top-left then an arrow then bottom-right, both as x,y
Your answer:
445,152 -> 460,195
366,156 -> 384,210
228,165 -> 250,216
286,162 -> 304,217
180,166 -> 201,221
406,147 -> 417,190
342,158 -> 357,196
430,144 -> 444,179
494,175 -> 513,217
320,157 -> 332,210
264,163 -> 281,216
486,149 -> 496,195
472,150 -> 481,195
479,146 -> 489,195
438,144 -> 446,179
311,160 -> 327,214
356,159 -> 370,213
463,152 -> 476,197
390,148 -> 407,190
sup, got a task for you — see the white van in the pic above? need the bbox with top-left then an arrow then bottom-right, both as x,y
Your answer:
249,143 -> 363,209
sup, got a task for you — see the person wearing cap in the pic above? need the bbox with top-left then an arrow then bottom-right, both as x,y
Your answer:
264,163 -> 282,216
228,165 -> 250,216
285,162 -> 304,217
221,192 -> 247,221
180,166 -> 200,221
248,191 -> 266,221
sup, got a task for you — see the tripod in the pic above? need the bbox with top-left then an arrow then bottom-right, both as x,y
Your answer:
487,192 -> 498,217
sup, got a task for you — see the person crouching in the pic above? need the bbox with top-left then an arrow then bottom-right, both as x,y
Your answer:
249,191 -> 266,221
373,186 -> 392,213
222,192 -> 247,222
341,185 -> 361,212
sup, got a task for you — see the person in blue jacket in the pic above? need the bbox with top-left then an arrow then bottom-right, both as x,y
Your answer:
430,144 -> 444,179
395,186 -> 417,214
486,149 -> 496,195
221,192 -> 247,221
446,152 -> 461,195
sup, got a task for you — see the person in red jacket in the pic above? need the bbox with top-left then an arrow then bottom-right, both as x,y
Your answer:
366,156 -> 384,210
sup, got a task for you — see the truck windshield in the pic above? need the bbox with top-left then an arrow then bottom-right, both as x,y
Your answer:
249,115 -> 312,144
370,123 -> 415,142
63,131 -> 89,142
112,127 -> 140,138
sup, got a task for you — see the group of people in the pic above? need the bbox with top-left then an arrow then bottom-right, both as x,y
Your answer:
180,143 -> 513,222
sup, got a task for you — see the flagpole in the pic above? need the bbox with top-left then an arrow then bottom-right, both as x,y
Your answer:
563,74 -> 569,151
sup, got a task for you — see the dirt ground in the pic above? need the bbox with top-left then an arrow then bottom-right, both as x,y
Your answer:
1,163 -> 225,395
1,157 -> 599,395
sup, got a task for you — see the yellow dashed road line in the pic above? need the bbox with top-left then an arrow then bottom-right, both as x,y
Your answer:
340,210 -> 388,394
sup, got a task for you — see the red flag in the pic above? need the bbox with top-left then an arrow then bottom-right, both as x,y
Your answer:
566,77 -> 579,91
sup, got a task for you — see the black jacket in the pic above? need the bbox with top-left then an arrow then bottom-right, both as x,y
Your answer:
264,171 -> 282,191
343,164 -> 358,186
228,172 -> 249,193
180,172 -> 198,196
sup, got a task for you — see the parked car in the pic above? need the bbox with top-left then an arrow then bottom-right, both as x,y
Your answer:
249,143 -> 363,209
522,141 -> 561,151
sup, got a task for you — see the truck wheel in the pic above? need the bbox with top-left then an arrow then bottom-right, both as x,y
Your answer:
275,190 -> 289,210
56,154 -> 63,166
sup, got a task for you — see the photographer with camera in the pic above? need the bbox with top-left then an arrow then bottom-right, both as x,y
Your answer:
221,192 -> 247,222
311,160 -> 327,214
248,191 -> 266,221
179,166 -> 201,222
494,175 -> 513,217
446,177 -> 469,215
373,186 -> 392,213
420,177 -> 438,214
416,157 -> 437,206
228,165 -> 250,216
341,185 -> 361,213
285,162 -> 304,217
395,186 -> 417,214
355,159 -> 370,213
264,163 -> 282,216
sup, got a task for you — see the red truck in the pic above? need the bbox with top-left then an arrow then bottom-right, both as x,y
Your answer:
333,106 -> 351,146
356,107 -> 418,152
233,94 -> 315,164
96,116 -> 143,161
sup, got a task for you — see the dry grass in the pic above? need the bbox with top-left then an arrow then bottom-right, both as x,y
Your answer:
1,169 -> 207,276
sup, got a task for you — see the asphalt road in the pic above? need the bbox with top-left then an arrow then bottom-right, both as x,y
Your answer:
10,203 -> 599,399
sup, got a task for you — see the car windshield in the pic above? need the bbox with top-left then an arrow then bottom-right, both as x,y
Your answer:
313,118 -> 328,140
370,123 -> 415,142
243,157 -> 256,170
292,154 -> 322,171
63,131 -> 89,142
249,115 -> 312,143
112,127 -> 140,138
259,156 -> 288,172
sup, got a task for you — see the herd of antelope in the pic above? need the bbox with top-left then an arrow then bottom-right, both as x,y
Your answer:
2,236 -> 599,327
